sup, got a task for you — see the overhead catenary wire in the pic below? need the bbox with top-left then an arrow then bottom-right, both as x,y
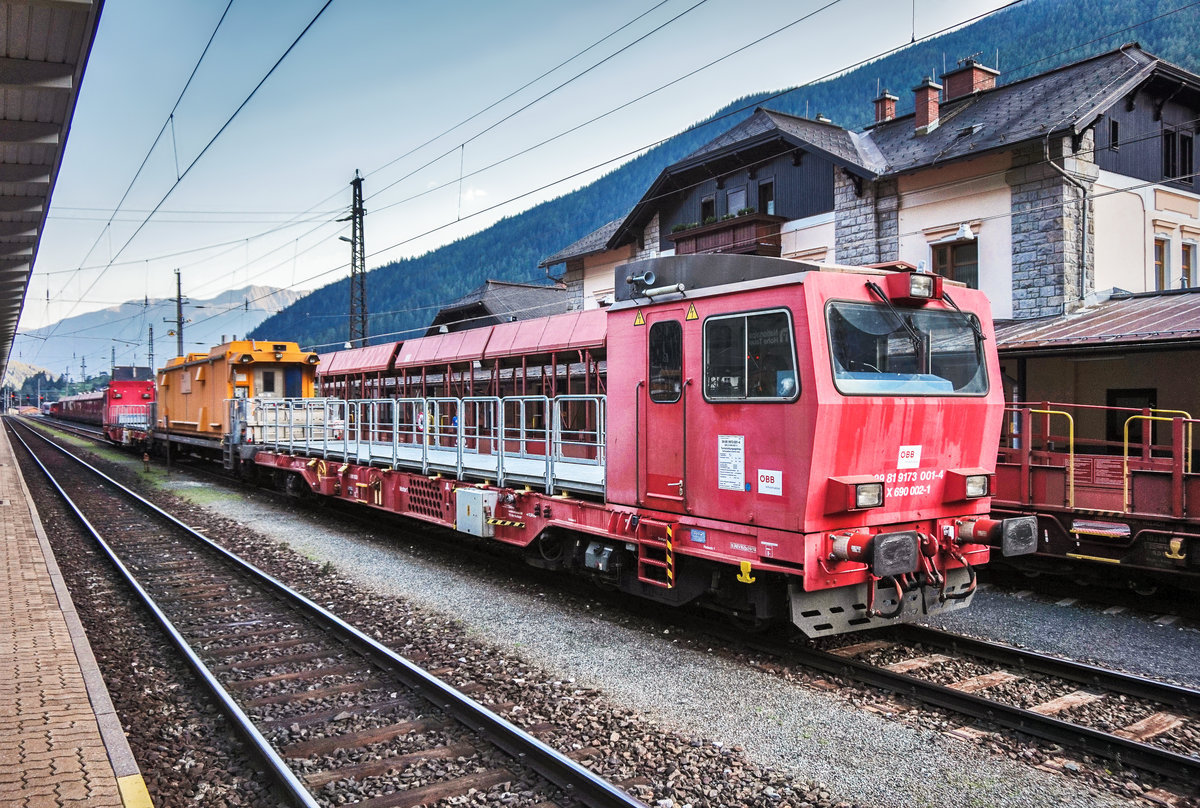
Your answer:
36,0 -> 1010,310
37,8 -> 1189,354
36,0 -> 339,353
27,0 -> 1200,370
177,0 -> 1197,339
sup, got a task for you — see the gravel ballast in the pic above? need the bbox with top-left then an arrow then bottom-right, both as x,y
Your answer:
925,588 -> 1200,688
152,472 -> 1157,808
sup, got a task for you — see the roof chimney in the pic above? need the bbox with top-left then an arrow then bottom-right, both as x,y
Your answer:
913,76 -> 942,133
941,56 -> 999,101
873,89 -> 898,123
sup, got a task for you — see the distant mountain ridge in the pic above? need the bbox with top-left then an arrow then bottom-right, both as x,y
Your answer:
12,285 -> 304,382
252,0 -> 1200,348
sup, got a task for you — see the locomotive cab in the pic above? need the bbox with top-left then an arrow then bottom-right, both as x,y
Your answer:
607,254 -> 1034,635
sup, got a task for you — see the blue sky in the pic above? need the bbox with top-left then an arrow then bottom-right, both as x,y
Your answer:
24,0 -> 1012,354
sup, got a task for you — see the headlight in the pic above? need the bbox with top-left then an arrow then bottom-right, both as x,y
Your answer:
965,474 -> 989,498
909,273 -> 935,298
944,468 -> 993,502
856,481 -> 884,508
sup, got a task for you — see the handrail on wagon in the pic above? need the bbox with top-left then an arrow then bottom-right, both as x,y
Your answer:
1148,409 -> 1193,474
1029,408 -> 1074,509
1123,414 -> 1195,513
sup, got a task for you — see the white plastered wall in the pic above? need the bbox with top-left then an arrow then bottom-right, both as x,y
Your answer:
895,154 -> 1014,318
1094,170 -> 1200,293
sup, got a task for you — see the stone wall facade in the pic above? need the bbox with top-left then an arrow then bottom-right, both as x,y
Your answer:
1006,134 -> 1097,318
833,173 -> 899,265
563,258 -> 585,311
635,213 -> 661,261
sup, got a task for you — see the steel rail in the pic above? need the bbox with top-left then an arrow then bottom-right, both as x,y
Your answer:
784,640 -> 1200,785
896,624 -> 1200,712
7,420 -> 321,808
35,414 -> 106,440
8,418 -> 647,808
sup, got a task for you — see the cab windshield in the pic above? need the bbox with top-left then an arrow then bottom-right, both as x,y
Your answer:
826,301 -> 988,396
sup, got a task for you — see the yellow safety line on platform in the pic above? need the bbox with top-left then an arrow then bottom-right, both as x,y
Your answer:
118,774 -> 155,808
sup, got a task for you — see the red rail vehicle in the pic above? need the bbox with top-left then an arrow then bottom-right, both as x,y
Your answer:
48,366 -> 155,445
239,254 -> 1035,636
49,390 -> 104,424
993,401 -> 1200,592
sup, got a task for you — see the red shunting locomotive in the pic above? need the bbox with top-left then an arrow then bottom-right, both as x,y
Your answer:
48,366 -> 155,445
249,254 -> 1036,636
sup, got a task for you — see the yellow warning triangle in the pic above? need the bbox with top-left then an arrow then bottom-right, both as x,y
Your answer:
685,302 -> 698,321
633,310 -> 645,326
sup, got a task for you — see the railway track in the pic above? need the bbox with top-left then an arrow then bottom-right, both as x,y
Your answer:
22,415 -> 1200,795
37,414 -> 107,441
797,624 -> 1200,787
8,418 -> 646,808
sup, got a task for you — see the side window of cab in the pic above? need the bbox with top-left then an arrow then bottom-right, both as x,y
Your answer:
703,309 -> 798,401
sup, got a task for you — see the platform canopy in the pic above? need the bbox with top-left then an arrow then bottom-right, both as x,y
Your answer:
0,0 -> 104,385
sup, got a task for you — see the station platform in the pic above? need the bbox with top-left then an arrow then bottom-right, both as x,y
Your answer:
0,425 -> 152,807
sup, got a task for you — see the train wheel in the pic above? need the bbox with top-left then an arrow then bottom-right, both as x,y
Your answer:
536,532 -> 565,563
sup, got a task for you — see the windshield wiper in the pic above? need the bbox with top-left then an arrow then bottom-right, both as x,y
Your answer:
866,281 -> 926,356
941,291 -> 986,342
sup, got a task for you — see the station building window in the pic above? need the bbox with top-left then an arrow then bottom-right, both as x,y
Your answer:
758,180 -> 775,215
1183,242 -> 1195,287
1164,127 -> 1194,185
1155,238 -> 1169,290
932,240 -> 979,289
727,187 -> 747,215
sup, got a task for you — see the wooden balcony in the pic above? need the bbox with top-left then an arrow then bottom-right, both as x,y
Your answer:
666,212 -> 787,257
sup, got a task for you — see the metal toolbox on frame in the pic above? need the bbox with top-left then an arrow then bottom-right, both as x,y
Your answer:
456,487 -> 498,537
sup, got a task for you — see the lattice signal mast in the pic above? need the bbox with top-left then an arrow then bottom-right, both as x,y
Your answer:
340,170 -> 368,348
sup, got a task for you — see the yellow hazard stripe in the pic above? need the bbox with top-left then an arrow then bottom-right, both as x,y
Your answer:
486,518 -> 526,528
665,525 -> 675,588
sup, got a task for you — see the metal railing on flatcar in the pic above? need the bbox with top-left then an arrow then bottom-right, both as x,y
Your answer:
233,395 -> 606,496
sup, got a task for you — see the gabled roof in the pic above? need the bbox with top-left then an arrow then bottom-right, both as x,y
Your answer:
683,108 -> 885,174
426,280 -> 567,335
538,218 -> 623,268
869,44 -> 1171,173
609,107 -> 883,249
601,44 -> 1197,254
996,288 -> 1200,355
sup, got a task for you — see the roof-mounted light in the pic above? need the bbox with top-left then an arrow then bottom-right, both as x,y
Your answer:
884,270 -> 942,303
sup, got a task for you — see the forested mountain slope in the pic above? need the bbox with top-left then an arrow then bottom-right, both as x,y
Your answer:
252,0 -> 1200,349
